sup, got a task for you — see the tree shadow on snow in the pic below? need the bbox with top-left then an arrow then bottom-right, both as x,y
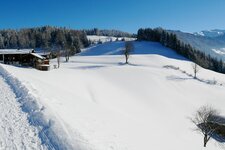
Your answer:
69,60 -> 147,70
70,65 -> 106,70
69,60 -> 118,65
164,65 -> 222,86
118,62 -> 147,67
166,74 -> 221,86
166,75 -> 193,81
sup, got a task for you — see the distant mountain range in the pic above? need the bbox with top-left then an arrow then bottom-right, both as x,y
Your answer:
171,29 -> 225,60
194,29 -> 225,38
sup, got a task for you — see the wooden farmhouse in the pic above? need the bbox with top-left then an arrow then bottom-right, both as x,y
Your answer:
0,49 -> 50,71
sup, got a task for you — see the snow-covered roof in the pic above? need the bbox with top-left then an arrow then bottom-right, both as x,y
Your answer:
0,49 -> 33,54
0,49 -> 46,59
36,52 -> 51,56
30,53 -> 45,60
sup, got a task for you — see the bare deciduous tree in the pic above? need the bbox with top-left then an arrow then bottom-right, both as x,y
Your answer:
64,49 -> 70,62
57,50 -> 61,68
192,63 -> 200,79
124,41 -> 134,64
190,105 -> 221,147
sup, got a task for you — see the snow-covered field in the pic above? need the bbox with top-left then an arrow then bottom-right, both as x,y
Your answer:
1,41 -> 225,149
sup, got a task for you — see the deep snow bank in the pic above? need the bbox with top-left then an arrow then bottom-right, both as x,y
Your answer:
0,65 -> 76,150
0,76 -> 46,149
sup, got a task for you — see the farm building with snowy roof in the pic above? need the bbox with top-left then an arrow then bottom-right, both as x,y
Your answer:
0,49 -> 50,71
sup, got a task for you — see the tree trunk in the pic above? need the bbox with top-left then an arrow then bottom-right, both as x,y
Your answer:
125,55 -> 128,64
204,134 -> 207,147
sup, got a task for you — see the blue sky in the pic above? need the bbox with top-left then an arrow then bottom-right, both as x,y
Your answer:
0,0 -> 225,33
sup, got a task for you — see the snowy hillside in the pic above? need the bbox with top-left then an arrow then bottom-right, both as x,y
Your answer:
1,41 -> 225,150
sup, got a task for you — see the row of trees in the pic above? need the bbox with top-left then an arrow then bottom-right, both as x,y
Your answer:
137,28 -> 225,73
0,26 -> 90,55
84,28 -> 135,38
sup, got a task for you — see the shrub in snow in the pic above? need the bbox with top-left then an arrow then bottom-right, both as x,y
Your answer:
124,41 -> 134,64
190,105 -> 223,147
192,63 -> 200,79
163,65 -> 179,70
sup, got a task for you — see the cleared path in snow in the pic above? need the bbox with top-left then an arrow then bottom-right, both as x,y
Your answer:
0,75 -> 46,150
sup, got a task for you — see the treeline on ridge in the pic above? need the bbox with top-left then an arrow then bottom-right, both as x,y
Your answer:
83,28 -> 135,38
137,28 -> 225,73
0,26 -> 89,54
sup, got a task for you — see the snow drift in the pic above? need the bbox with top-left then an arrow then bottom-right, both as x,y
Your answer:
0,65 -> 79,150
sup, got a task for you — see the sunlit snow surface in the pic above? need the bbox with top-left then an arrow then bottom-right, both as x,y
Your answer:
2,41 -> 225,150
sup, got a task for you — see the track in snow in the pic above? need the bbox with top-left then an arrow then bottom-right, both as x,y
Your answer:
0,75 -> 46,150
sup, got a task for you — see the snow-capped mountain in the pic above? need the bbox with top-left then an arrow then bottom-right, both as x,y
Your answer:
170,30 -> 225,60
194,29 -> 225,38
